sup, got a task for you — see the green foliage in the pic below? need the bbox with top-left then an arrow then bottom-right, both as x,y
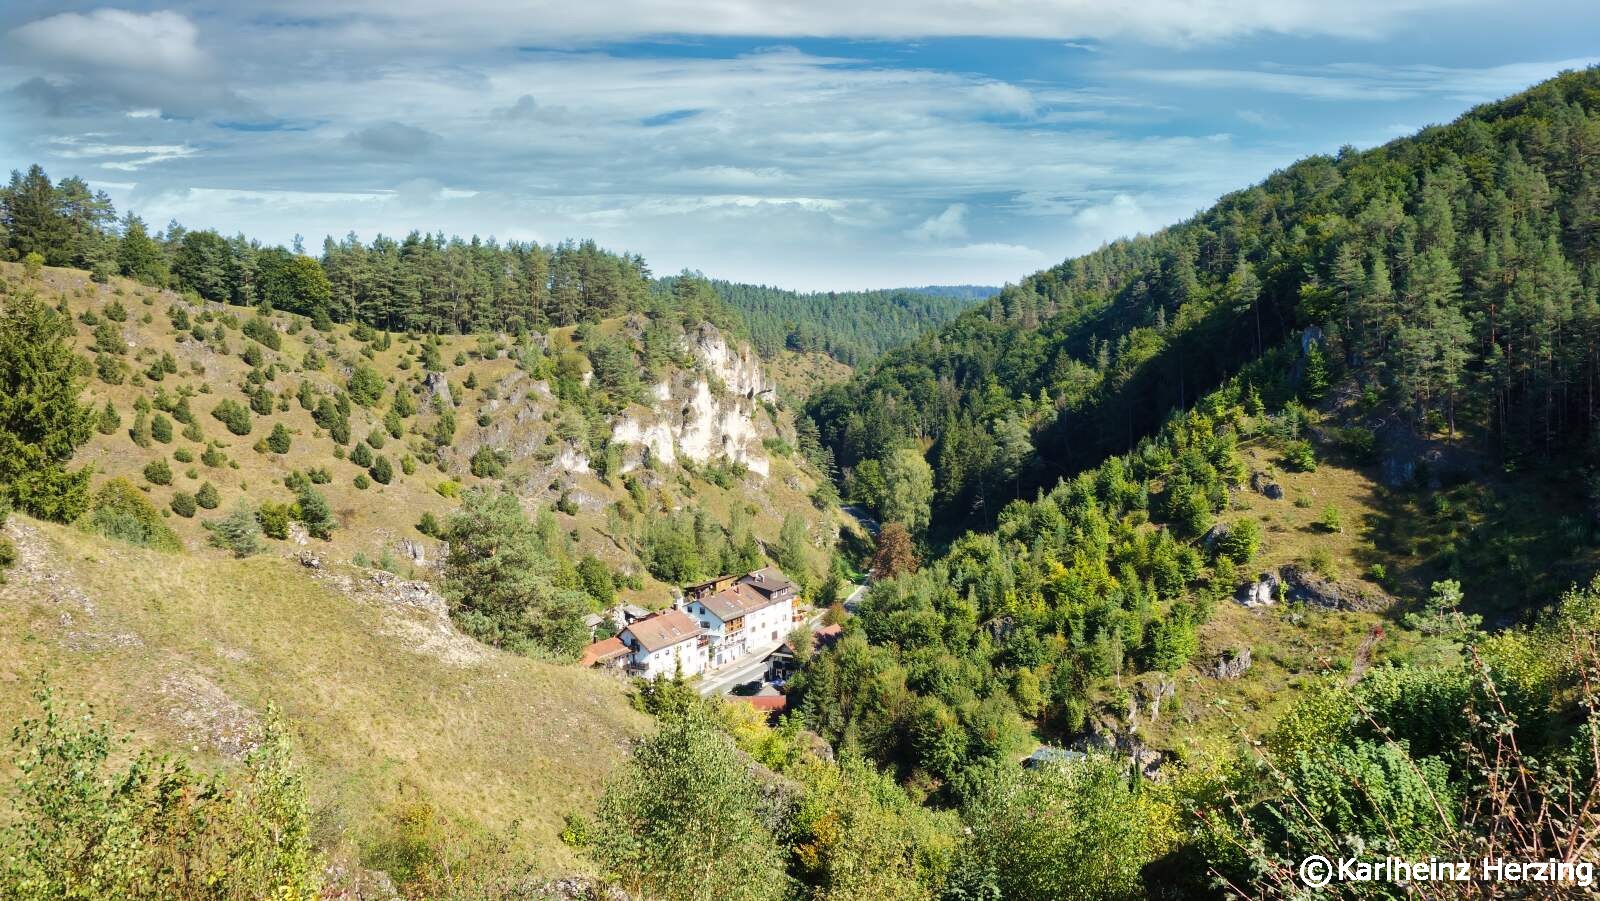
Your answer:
1317,504 -> 1343,533
700,278 -> 987,366
1281,439 -> 1316,473
195,481 -> 220,510
205,501 -> 263,557
266,422 -> 292,454
441,490 -> 589,657
0,287 -> 94,522
82,478 -> 179,551
1214,518 -> 1261,565
292,483 -> 336,540
347,363 -> 385,407
369,454 -> 393,485
169,490 -> 196,518
257,501 -> 290,541
211,399 -> 252,436
0,686 -> 318,899
469,446 -> 506,478
957,754 -> 1173,901
142,457 -> 172,486
149,412 -> 172,444
588,705 -> 789,901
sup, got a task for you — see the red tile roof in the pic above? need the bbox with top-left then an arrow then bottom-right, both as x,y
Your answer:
736,695 -> 788,713
622,609 -> 704,653
579,636 -> 628,667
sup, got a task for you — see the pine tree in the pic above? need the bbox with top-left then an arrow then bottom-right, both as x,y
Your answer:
0,289 -> 93,521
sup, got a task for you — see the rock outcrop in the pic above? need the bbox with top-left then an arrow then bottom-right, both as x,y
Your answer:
610,324 -> 774,477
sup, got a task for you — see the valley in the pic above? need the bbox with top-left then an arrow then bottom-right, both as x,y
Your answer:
2,51 -> 1600,901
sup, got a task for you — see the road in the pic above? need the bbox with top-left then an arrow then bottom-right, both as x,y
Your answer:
701,505 -> 876,696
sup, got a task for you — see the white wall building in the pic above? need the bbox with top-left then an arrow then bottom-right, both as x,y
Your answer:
618,609 -> 708,679
683,567 -> 798,668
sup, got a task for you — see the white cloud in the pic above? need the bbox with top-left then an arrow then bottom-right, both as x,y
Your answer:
9,10 -> 209,78
225,0 -> 1490,47
1129,56 -> 1600,103
907,204 -> 969,241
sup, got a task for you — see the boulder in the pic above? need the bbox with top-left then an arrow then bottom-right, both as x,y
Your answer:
1239,572 -> 1279,608
1207,647 -> 1252,680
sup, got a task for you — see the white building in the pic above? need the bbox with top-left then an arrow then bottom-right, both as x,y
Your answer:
617,609 -> 708,679
683,567 -> 798,668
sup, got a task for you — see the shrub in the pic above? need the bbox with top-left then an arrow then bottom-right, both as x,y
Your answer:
0,687 -> 317,898
349,441 -> 373,468
150,413 -> 173,444
82,478 -> 180,550
1318,504 -> 1344,534
469,446 -> 506,478
143,457 -> 173,486
1215,518 -> 1262,565
249,385 -> 274,416
1282,439 -> 1317,473
370,455 -> 394,485
195,481 -> 220,509
293,484 -> 336,540
257,501 -> 291,540
347,364 -> 386,407
266,422 -> 292,454
95,400 -> 120,435
416,511 -> 442,537
170,491 -> 197,518
206,502 -> 263,557
353,474 -> 371,490
201,443 -> 226,467
212,399 -> 252,436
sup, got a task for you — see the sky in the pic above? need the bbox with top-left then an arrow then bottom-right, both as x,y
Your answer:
1,2 -> 1597,291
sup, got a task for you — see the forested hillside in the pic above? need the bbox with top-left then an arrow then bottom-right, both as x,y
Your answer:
695,278 -> 992,365
811,68 -> 1600,543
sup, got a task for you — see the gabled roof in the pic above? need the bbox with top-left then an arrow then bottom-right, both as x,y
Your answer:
698,583 -> 780,622
579,636 -> 628,667
739,566 -> 795,597
623,609 -> 704,653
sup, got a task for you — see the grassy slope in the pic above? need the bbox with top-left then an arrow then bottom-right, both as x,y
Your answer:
1131,407 -> 1599,755
0,516 -> 648,871
12,261 -> 840,608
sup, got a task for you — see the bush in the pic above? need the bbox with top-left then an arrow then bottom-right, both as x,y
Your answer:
353,473 -> 371,490
416,511 -> 442,538
206,502 -> 263,557
349,441 -> 373,467
1215,518 -> 1262,565
1282,439 -> 1317,473
195,481 -> 220,509
469,446 -> 506,478
0,686 -> 318,899
212,399 -> 252,436
1317,504 -> 1344,533
266,422 -> 292,454
82,478 -> 179,550
257,501 -> 290,540
143,457 -> 173,486
370,455 -> 394,485
170,491 -> 197,518
150,413 -> 172,443
293,484 -> 336,540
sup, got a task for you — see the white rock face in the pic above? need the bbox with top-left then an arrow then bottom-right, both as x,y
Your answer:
558,444 -> 591,474
608,325 -> 772,477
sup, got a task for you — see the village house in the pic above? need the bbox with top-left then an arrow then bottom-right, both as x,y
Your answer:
614,608 -> 708,679
682,566 -> 798,667
581,566 -> 801,678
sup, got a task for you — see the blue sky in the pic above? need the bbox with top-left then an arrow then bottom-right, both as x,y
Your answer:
2,2 -> 1596,290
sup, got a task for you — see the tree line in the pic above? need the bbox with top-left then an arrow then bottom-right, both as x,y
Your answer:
809,66 -> 1600,543
0,164 -> 738,337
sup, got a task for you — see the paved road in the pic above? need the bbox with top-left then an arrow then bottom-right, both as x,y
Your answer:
698,644 -> 783,696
